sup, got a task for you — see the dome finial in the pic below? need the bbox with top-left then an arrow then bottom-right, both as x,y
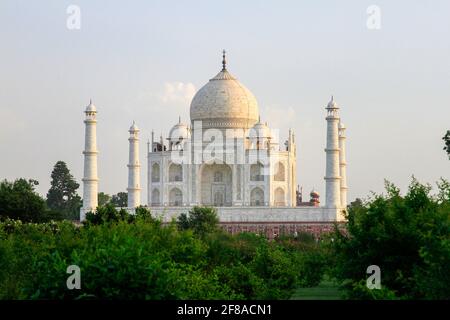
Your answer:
222,49 -> 227,71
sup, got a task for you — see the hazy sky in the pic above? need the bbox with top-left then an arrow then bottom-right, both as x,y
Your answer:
0,0 -> 449,203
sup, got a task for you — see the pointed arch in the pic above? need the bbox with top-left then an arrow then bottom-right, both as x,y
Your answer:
151,163 -> 160,182
200,163 -> 232,206
169,163 -> 183,182
274,162 -> 285,181
250,162 -> 264,181
274,187 -> 285,206
250,187 -> 264,206
151,188 -> 160,206
169,187 -> 183,206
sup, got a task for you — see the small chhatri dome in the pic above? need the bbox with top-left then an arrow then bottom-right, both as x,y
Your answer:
169,117 -> 190,140
339,122 -> 346,129
249,117 -> 272,139
327,95 -> 338,109
85,99 -> 96,112
190,51 -> 259,129
129,120 -> 139,132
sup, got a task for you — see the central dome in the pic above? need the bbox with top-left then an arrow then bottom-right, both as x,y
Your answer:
190,54 -> 259,129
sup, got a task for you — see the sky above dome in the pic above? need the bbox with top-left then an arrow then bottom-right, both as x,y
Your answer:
0,0 -> 449,202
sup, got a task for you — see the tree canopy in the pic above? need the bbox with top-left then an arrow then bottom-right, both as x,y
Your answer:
111,192 -> 127,207
331,177 -> 450,299
98,192 -> 111,206
177,206 -> 220,237
0,206 -> 320,299
46,161 -> 81,220
0,179 -> 50,222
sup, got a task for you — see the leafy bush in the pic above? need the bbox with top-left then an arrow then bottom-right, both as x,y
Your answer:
203,232 -> 300,299
331,177 -> 450,299
0,206 -> 323,300
0,179 -> 59,222
0,218 -> 234,299
275,233 -> 331,288
177,206 -> 219,237
84,205 -> 156,226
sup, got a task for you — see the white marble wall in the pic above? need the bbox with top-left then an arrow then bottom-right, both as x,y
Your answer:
147,132 -> 296,209
146,206 -> 343,223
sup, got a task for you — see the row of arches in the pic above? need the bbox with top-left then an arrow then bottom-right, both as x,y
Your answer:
250,187 -> 286,206
151,187 -> 182,206
152,163 -> 183,183
150,186 -> 286,207
151,162 -> 286,183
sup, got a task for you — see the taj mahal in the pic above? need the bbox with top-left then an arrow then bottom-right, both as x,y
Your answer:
80,52 -> 348,234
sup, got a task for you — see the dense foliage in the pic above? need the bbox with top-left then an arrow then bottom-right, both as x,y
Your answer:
97,192 -> 111,207
2,176 -> 449,300
110,192 -> 128,207
177,206 -> 220,237
0,206 -> 327,300
331,178 -> 450,299
84,204 -> 155,225
96,192 -> 128,207
0,179 -> 59,222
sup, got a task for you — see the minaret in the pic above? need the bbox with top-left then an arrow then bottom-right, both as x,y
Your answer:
324,96 -> 341,208
81,100 -> 99,221
127,121 -> 141,208
339,122 -> 348,207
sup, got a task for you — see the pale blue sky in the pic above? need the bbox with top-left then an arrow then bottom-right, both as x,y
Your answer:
0,0 -> 449,202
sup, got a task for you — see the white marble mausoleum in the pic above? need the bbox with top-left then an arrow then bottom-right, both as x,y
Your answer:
80,51 -> 348,228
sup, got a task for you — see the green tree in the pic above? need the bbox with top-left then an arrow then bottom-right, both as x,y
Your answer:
177,206 -> 219,237
98,192 -> 111,206
84,204 -> 126,225
0,179 -> 50,222
46,161 -> 81,220
443,130 -> 450,159
331,177 -> 450,299
414,178 -> 450,299
349,198 -> 363,209
110,192 -> 127,207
